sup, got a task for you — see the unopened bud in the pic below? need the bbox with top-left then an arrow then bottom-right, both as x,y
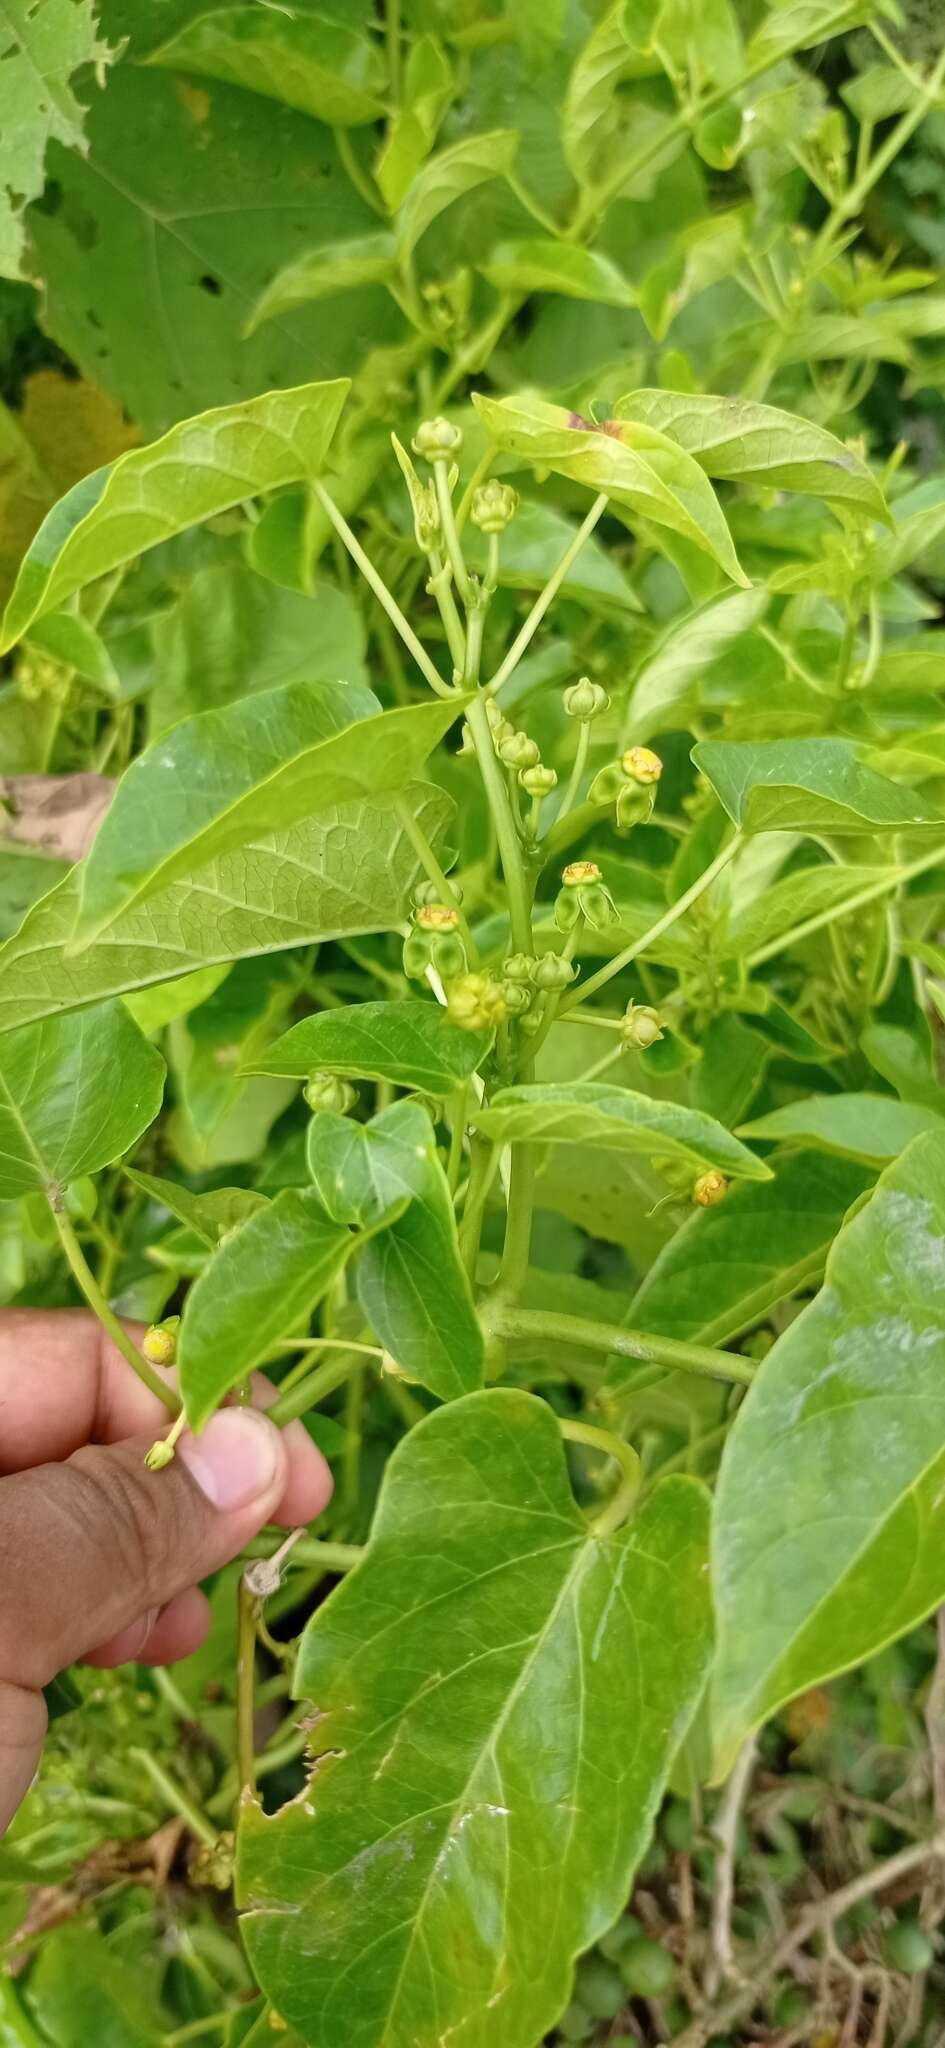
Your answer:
533,953 -> 577,992
502,952 -> 538,985
621,1003 -> 664,1050
415,903 -> 460,931
556,861 -> 616,932
142,1317 -> 179,1367
622,745 -> 663,785
412,481 -> 441,551
692,1168 -> 728,1208
562,861 -> 602,887
616,781 -> 656,830
497,731 -> 540,770
446,973 -> 507,1032
145,1438 -> 176,1472
414,878 -> 463,909
412,415 -> 463,459
303,1071 -> 358,1115
564,677 -> 610,721
501,981 -> 532,1015
520,763 -> 558,797
470,480 -> 518,533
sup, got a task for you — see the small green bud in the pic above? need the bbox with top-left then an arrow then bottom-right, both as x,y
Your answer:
142,1317 -> 179,1367
484,698 -> 506,731
470,479 -> 519,533
145,1438 -> 176,1472
446,973 -> 506,1032
621,1003 -> 664,1049
304,1071 -> 358,1115
885,1919 -> 934,1976
622,744 -> 663,786
533,953 -> 577,992
500,981 -> 532,1016
620,1937 -> 676,1999
520,763 -> 557,797
497,731 -> 540,770
414,878 -> 463,908
502,952 -> 538,985
693,1168 -> 728,1207
412,415 -> 463,459
564,676 -> 610,721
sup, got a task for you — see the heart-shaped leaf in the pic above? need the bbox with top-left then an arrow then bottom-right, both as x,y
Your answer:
0,1002 -> 164,1199
239,1390 -> 711,2048
248,999 -> 490,1094
712,1129 -> 945,1771
0,380 -> 349,654
613,390 -> 890,521
694,738 -> 944,835
473,1082 -> 771,1181
739,1092 -> 945,1165
125,1169 -> 268,1248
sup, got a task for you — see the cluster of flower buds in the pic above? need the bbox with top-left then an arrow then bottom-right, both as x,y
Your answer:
412,415 -> 463,460
589,744 -> 663,829
692,1168 -> 728,1208
403,901 -> 467,983
499,951 -> 537,1015
446,972 -> 507,1032
303,1070 -> 358,1116
620,1002 -> 664,1050
485,699 -> 558,802
470,480 -> 518,534
554,860 -> 617,933
142,1315 -> 180,1368
564,675 -> 610,722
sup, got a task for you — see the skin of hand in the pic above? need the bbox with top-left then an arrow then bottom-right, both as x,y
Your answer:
0,1308 -> 332,1835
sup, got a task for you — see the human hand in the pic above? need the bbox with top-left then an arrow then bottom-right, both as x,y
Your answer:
0,1308 -> 332,1834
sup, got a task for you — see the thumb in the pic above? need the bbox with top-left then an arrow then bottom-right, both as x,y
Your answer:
0,1408 -> 289,1830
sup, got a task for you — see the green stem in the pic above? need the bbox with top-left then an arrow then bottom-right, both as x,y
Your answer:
561,833 -> 741,1014
580,1041 -> 626,1083
557,720 -> 591,829
236,1578 -> 258,1798
270,1347 -> 365,1427
244,1533 -> 362,1572
447,1083 -> 468,1194
163,2019 -> 230,2046
386,0 -> 402,98
494,1138 -> 535,1304
466,695 -> 533,954
485,494 -> 609,696
334,128 -> 385,218
128,1749 -> 218,1849
427,553 -> 467,671
433,459 -> 472,603
811,41 -> 945,264
394,795 -> 478,960
459,1136 -> 500,1280
313,482 -> 451,698
495,1307 -> 755,1386
746,841 -> 945,971
559,1418 -> 641,1539
50,1203 -> 179,1414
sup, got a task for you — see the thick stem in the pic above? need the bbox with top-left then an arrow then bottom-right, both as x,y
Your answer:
485,494 -> 609,697
493,1306 -> 754,1386
493,1140 -> 536,1304
313,482 -> 451,698
244,1532 -> 362,1572
270,1347 -> 365,1427
50,1204 -> 179,1414
561,833 -> 741,1014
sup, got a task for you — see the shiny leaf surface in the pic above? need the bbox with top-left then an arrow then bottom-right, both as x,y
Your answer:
614,390 -> 890,521
694,738 -> 944,835
474,1082 -> 772,1181
248,1000 -> 491,1094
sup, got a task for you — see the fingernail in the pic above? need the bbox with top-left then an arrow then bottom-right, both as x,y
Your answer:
179,1407 -> 282,1511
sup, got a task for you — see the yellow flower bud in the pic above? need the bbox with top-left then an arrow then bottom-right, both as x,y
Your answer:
145,1439 -> 176,1471
142,1321 -> 178,1366
622,745 -> 663,785
415,903 -> 460,932
562,861 -> 602,887
446,973 -> 507,1032
692,1169 -> 729,1208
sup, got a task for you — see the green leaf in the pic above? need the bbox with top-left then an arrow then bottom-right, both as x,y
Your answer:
146,8 -> 386,126
563,0 -> 662,186
247,999 -> 491,1094
860,1022 -> 945,1113
628,589 -> 768,739
396,130 -> 521,259
375,34 -> 454,211
125,1169 -> 268,1247
0,847 -> 68,943
464,499 -> 643,613
693,738 -> 944,835
724,861 -> 893,963
479,240 -> 636,308
306,1100 -> 432,1230
0,1002 -> 164,1199
613,390 -> 890,522
148,560 -> 368,730
712,1129 -> 945,1771
246,234 -> 398,336
472,393 -> 747,586
179,1187 -> 354,1429
623,1150 -> 872,1353
0,0 -> 114,281
0,782 -> 452,1034
239,1391 -> 711,2048
24,610 -> 119,693
473,1082 -> 772,1182
0,380 -> 350,653
738,1092 -> 945,1165
73,689 -> 461,946
122,963 -> 231,1036
690,1014 -> 769,1128
745,0 -> 877,70
25,1924 -> 161,2046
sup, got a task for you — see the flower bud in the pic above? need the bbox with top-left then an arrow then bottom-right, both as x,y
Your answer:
500,981 -> 532,1015
621,1003 -> 664,1050
446,973 -> 507,1032
304,1071 -> 358,1115
502,952 -> 538,985
414,878 -> 463,909
533,953 -> 577,992
145,1438 -> 176,1472
470,480 -> 519,533
412,416 -> 463,459
692,1168 -> 728,1208
563,860 -> 601,886
564,676 -> 610,721
556,861 -> 616,931
412,481 -> 441,552
497,731 -> 540,770
414,903 -> 460,932
142,1316 -> 179,1367
622,745 -> 663,786
520,763 -> 558,797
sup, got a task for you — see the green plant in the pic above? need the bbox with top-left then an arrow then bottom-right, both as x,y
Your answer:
4,1 -> 945,2044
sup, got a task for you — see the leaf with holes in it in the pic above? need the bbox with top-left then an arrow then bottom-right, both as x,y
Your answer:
0,380 -> 349,654
473,1082 -> 772,1182
693,738 -> 944,835
0,0 -> 116,281
711,1129 -> 945,1772
247,1000 -> 491,1095
238,1390 -> 712,2048
0,1003 -> 164,1200
0,782 -> 452,1036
